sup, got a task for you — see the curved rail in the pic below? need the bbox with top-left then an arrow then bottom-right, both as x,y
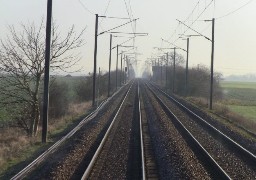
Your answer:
145,82 -> 231,179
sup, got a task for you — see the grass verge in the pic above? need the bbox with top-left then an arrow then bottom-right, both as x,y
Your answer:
0,102 -> 91,179
186,97 -> 256,137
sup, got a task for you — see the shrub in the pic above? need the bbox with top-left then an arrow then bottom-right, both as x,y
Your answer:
49,80 -> 70,118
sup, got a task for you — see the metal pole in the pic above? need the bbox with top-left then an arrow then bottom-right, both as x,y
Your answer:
158,59 -> 160,84
116,45 -> 119,91
127,56 -> 129,82
42,0 -> 52,143
92,14 -> 98,107
172,48 -> 176,93
127,56 -> 130,81
161,56 -> 163,86
155,60 -> 156,82
209,18 -> 215,110
97,67 -> 100,107
120,53 -> 123,86
166,53 -> 168,89
185,38 -> 189,96
108,34 -> 112,97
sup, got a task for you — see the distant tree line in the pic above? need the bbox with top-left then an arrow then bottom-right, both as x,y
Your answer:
150,64 -> 223,100
145,51 -> 223,101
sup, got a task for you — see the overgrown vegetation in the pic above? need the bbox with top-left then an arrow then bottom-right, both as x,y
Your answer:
0,70 -> 124,175
151,63 -> 223,101
0,21 -> 84,136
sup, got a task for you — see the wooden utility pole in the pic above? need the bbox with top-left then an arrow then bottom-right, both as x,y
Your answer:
42,0 -> 52,143
92,14 -> 99,107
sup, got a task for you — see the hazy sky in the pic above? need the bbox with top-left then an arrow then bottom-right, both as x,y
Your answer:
1,0 -> 256,77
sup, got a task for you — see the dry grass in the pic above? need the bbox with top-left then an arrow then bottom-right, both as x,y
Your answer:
0,102 -> 91,174
187,97 -> 256,134
0,128 -> 33,171
48,102 -> 90,133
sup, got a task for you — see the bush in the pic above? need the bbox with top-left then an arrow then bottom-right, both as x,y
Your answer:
49,80 -> 70,118
153,64 -> 223,100
75,76 -> 93,102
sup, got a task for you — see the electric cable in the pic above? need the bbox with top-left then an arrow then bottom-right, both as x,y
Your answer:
216,0 -> 255,19
78,0 -> 94,15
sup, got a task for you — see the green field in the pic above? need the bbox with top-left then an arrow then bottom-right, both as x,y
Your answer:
221,81 -> 256,121
228,105 -> 256,121
221,81 -> 256,89
221,81 -> 256,105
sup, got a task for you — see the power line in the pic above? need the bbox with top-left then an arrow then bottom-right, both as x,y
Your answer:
123,0 -> 136,33
98,18 -> 139,35
174,0 -> 214,44
167,0 -> 214,44
103,0 -> 112,16
101,16 -> 131,19
78,0 -> 94,15
128,0 -> 134,20
123,0 -> 137,59
184,0 -> 201,23
216,0 -> 255,19
99,0 -> 112,26
167,0 -> 202,41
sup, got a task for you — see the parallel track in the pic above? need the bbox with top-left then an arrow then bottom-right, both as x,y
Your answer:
81,82 -> 135,179
145,82 -> 230,179
146,81 -> 256,179
11,82 -> 130,180
150,82 -> 256,166
82,81 -> 158,179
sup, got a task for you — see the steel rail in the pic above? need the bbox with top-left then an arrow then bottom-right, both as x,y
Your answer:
150,82 -> 256,166
81,81 -> 134,179
11,100 -> 106,180
145,82 -> 231,179
138,81 -> 146,180
11,83 -> 129,180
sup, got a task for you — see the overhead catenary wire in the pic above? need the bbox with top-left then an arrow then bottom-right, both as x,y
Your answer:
167,0 -> 215,48
99,0 -> 112,26
216,0 -> 255,19
123,0 -> 135,33
167,0 -> 202,41
112,37 -> 134,49
174,0 -> 214,44
102,0 -> 112,16
78,0 -> 94,15
123,0 -> 136,50
98,18 -> 139,35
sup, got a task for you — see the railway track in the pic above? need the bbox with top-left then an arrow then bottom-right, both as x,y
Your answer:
10,79 -> 256,179
11,81 -> 132,179
11,99 -> 107,180
81,81 -> 159,179
144,80 -> 256,179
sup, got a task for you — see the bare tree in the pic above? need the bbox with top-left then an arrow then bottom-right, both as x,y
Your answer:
0,21 -> 84,136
